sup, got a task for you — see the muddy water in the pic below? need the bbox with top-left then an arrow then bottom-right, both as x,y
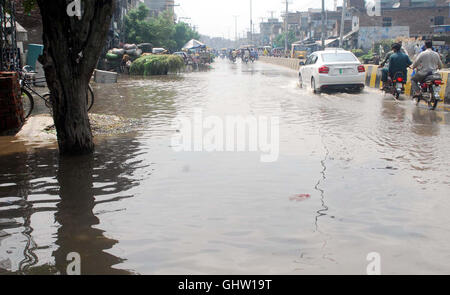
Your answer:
1,60 -> 450,274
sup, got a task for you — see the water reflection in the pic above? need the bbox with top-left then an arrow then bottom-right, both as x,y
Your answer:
0,137 -> 143,274
53,155 -> 130,275
411,107 -> 442,137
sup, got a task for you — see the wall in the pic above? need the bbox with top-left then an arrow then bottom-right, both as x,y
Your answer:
358,26 -> 410,50
259,56 -> 301,71
0,72 -> 25,135
357,5 -> 450,37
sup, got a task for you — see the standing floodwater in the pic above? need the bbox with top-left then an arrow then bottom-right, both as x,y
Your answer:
1,60 -> 450,274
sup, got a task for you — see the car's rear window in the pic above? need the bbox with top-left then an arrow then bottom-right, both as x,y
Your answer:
321,53 -> 357,62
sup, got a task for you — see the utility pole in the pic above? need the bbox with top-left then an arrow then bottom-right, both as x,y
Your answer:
339,0 -> 347,48
321,0 -> 325,48
250,0 -> 253,44
233,15 -> 239,44
283,0 -> 289,56
268,11 -> 275,19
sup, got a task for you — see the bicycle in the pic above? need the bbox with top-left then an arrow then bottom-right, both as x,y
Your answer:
19,67 -> 94,119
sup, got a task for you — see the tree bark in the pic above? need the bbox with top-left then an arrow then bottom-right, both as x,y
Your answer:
36,0 -> 114,155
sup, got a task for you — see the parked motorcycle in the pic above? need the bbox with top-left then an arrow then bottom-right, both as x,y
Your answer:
413,73 -> 443,110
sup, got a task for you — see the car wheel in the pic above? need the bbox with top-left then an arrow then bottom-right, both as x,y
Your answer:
299,73 -> 303,88
311,77 -> 320,94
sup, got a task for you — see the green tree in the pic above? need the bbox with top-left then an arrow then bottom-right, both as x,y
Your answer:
273,31 -> 297,48
174,22 -> 200,50
124,4 -> 199,52
124,4 -> 155,44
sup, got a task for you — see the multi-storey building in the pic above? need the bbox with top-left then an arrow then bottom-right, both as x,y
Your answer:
143,0 -> 175,17
349,0 -> 450,48
259,18 -> 283,46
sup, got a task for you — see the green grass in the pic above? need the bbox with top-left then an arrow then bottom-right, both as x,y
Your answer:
130,55 -> 185,76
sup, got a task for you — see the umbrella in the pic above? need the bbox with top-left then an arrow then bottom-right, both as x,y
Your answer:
182,39 -> 205,50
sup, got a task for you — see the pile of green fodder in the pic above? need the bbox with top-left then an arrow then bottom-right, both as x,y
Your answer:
130,54 -> 185,76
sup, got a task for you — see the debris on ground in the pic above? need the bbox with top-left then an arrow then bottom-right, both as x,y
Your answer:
18,113 -> 140,141
289,194 -> 311,202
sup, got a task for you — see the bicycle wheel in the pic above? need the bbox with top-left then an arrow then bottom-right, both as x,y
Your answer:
21,88 -> 34,119
43,86 -> 94,113
86,84 -> 94,112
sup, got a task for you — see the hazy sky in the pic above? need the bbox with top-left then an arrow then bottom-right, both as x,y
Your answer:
175,0 -> 343,38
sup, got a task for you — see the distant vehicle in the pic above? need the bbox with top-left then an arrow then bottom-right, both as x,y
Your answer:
291,44 -> 308,59
152,48 -> 166,54
271,47 -> 285,57
298,48 -> 365,93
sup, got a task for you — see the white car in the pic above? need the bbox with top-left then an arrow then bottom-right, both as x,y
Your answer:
299,48 -> 366,93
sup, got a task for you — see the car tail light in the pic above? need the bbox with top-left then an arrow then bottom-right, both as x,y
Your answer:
318,66 -> 329,74
358,65 -> 365,73
397,77 -> 403,82
435,80 -> 442,85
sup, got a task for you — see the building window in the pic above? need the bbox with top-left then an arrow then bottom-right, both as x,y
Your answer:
435,16 -> 444,26
382,17 -> 392,27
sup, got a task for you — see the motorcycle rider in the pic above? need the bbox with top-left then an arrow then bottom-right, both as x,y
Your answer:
379,41 -> 408,69
380,43 -> 412,89
411,40 -> 443,98
243,48 -> 250,62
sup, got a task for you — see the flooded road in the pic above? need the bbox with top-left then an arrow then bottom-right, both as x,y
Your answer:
1,59 -> 450,274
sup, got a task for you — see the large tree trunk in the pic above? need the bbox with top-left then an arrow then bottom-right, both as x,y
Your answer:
36,0 -> 114,155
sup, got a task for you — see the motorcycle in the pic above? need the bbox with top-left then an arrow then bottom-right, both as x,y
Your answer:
243,56 -> 249,64
383,71 -> 406,100
413,72 -> 443,110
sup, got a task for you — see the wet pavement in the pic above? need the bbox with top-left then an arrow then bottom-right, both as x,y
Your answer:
1,59 -> 450,274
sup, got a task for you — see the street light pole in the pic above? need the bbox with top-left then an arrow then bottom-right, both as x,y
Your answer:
339,0 -> 347,48
233,15 -> 239,46
284,0 -> 289,56
321,0 -> 325,48
250,0 -> 253,44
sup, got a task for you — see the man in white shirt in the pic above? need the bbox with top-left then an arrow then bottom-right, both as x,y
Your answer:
411,40 -> 443,97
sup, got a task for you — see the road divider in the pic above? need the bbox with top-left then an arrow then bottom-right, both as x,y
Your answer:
259,56 -> 450,104
259,56 -> 301,71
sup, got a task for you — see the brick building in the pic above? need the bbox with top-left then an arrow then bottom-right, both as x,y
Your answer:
259,18 -> 283,46
350,0 -> 450,38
